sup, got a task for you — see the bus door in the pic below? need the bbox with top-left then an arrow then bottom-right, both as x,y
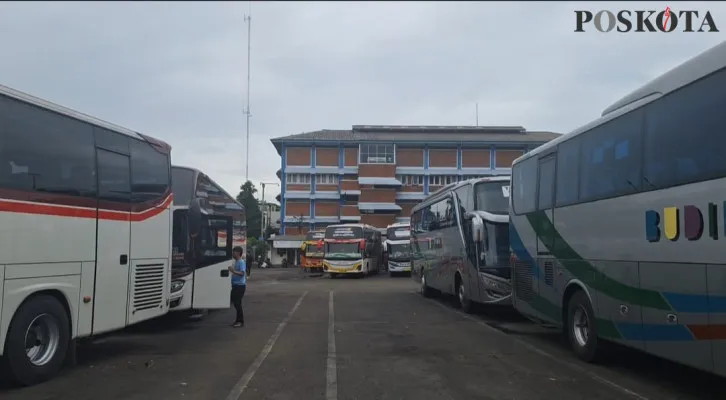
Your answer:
93,148 -> 132,334
192,215 -> 234,309
535,155 -> 557,297
451,192 -> 480,301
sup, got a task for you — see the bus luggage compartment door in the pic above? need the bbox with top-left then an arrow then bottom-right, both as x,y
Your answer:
192,215 -> 233,309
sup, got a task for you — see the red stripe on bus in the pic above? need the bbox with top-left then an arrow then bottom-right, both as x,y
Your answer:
0,194 -> 173,222
687,324 -> 726,340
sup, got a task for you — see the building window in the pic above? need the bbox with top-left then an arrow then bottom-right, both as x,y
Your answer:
286,173 -> 311,184
428,175 -> 459,186
396,175 -> 424,186
359,144 -> 395,164
315,174 -> 339,185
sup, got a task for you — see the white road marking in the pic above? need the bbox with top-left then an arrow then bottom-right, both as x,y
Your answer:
225,291 -> 308,400
326,290 -> 338,400
428,299 -> 649,400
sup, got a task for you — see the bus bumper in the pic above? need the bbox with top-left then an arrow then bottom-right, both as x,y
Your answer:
387,261 -> 411,273
323,261 -> 362,274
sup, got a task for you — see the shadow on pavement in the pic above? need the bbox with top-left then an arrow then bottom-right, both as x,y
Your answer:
431,292 -> 726,400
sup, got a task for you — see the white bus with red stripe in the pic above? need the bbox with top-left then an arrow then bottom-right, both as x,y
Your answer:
0,84 -> 175,386
169,166 -> 240,313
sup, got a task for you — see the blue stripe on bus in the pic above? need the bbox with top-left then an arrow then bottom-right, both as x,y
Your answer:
615,322 -> 695,341
509,224 -> 539,279
663,292 -> 726,313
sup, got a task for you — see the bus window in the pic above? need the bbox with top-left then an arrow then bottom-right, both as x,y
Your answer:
474,181 -> 510,214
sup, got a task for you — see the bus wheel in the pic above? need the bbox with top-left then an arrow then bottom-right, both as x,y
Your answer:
2,295 -> 70,386
420,271 -> 433,298
566,290 -> 602,363
456,278 -> 474,314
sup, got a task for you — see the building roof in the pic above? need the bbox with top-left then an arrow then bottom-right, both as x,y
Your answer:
270,125 -> 561,154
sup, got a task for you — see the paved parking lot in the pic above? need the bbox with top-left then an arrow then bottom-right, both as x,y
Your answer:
2,268 -> 726,400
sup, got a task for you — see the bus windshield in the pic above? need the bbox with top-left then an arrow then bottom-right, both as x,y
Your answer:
326,242 -> 361,259
479,222 -> 511,279
386,226 -> 410,240
474,181 -> 510,215
171,167 -> 195,206
305,245 -> 325,258
387,242 -> 410,260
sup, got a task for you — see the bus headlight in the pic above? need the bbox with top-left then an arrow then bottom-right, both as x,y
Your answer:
171,280 -> 185,293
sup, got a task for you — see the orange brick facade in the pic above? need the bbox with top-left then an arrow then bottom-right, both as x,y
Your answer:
279,144 -> 531,233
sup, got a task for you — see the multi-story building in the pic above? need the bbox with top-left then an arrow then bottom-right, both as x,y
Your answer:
271,125 -> 560,235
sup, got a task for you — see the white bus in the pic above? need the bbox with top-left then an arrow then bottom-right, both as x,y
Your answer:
169,166 -> 240,313
509,41 -> 726,376
323,223 -> 383,278
384,223 -> 412,276
0,84 -> 173,385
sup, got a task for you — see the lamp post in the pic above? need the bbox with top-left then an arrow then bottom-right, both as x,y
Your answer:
259,181 -> 279,240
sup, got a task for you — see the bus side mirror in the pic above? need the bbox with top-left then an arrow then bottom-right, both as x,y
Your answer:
471,216 -> 484,243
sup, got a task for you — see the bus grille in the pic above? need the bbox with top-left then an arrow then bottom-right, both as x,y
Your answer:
133,263 -> 165,312
513,260 -> 535,301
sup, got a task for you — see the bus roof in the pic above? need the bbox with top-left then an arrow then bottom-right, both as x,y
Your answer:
512,40 -> 726,166
413,176 -> 511,213
171,165 -> 244,211
0,83 -> 171,151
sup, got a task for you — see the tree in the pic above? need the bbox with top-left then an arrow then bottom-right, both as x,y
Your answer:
237,180 -> 262,240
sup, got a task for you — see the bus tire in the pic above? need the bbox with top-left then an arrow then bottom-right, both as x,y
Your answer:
455,275 -> 474,314
566,290 -> 602,363
2,295 -> 70,386
420,270 -> 434,298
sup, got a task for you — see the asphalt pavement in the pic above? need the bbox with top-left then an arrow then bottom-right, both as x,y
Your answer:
2,268 -> 726,400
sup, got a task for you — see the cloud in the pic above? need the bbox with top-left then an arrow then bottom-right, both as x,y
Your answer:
1,1 -> 724,201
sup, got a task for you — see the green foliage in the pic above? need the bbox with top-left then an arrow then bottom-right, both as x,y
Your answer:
236,180 -> 280,241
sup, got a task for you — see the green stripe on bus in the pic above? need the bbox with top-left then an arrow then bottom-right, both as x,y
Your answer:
525,211 -> 672,311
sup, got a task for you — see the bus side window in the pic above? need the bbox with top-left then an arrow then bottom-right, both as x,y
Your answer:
0,94 -> 96,197
130,139 -> 170,202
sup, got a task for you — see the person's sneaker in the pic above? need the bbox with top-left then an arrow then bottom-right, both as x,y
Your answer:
232,322 -> 243,328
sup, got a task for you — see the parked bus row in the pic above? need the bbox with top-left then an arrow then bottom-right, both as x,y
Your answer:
411,41 -> 726,379
0,84 -> 241,386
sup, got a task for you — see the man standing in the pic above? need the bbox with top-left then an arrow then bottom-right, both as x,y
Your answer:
228,246 -> 247,328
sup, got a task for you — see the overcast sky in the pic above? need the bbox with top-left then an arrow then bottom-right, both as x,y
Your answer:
1,1 -> 723,202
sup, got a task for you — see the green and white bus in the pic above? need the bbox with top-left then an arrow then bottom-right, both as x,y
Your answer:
509,40 -> 726,376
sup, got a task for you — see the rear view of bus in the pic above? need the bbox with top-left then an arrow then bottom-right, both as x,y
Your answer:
323,224 -> 382,278
0,85 -> 173,386
169,166 -> 238,314
300,230 -> 325,273
384,223 -> 412,276
412,177 -> 512,311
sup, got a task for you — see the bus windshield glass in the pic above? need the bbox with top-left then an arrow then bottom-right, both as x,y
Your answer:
171,167 -> 195,206
479,222 -> 511,279
386,226 -> 410,240
325,242 -> 361,259
388,242 -> 410,260
305,245 -> 325,258
474,181 -> 510,214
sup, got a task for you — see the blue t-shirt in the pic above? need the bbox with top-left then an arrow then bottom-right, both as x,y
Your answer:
231,259 -> 247,286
